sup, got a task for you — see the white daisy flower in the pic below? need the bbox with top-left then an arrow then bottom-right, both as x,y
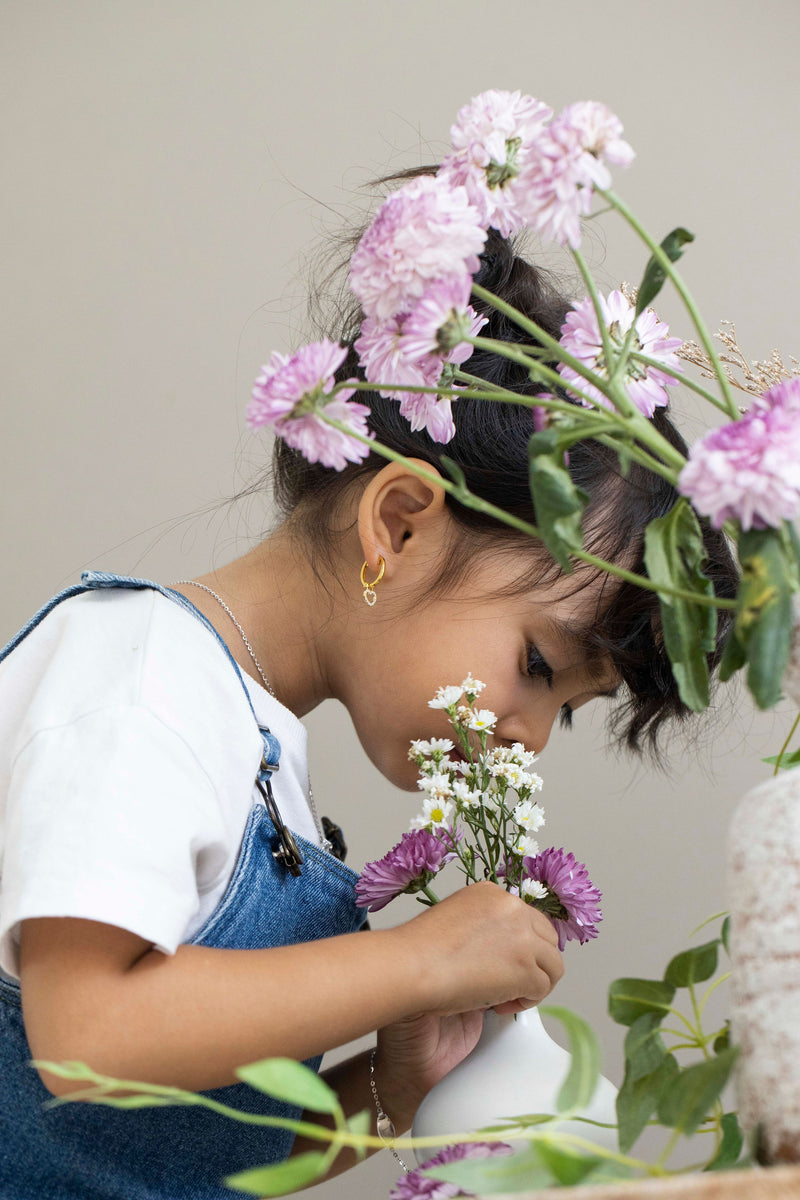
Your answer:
513,800 -> 546,833
452,780 -> 483,808
460,674 -> 485,697
428,685 -> 463,710
410,797 -> 456,831
510,834 -> 540,859
521,878 -> 549,901
467,708 -> 497,732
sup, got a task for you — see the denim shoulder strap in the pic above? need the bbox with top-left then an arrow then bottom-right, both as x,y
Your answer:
0,570 -> 281,781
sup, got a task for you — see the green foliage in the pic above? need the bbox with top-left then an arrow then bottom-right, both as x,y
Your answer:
656,1048 -> 739,1136
617,1052 -> 680,1153
635,227 -> 695,314
703,1112 -> 744,1171
763,748 -> 800,771
721,527 -> 800,709
423,1142 -> 602,1195
664,939 -> 719,987
540,1005 -> 601,1112
527,428 -> 589,570
224,1150 -> 328,1196
608,977 -> 675,1025
235,1057 -> 339,1114
624,1013 -> 668,1082
643,499 -> 717,711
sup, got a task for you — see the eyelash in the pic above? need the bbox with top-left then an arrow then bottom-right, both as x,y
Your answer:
527,644 -> 573,729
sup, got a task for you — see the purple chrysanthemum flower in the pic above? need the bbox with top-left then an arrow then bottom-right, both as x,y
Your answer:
678,377 -> 800,529
558,289 -> 683,416
356,829 -> 456,913
248,340 -> 372,470
554,101 -> 635,189
521,847 -> 602,951
438,89 -> 552,238
389,1142 -> 513,1200
349,176 -> 487,322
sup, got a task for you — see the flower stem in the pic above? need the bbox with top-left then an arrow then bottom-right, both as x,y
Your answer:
600,188 -> 739,420
421,884 -> 440,905
774,708 -> 800,776
318,415 -> 735,609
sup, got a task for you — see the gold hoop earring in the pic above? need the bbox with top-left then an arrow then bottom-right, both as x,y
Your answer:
360,557 -> 385,607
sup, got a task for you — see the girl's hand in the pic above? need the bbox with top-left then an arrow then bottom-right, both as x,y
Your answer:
373,1009 -> 486,1132
394,880 -> 564,1017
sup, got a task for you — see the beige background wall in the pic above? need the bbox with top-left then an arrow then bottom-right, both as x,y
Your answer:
3,2 -> 799,1196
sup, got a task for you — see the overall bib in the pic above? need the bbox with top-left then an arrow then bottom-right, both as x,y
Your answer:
0,573 -> 366,1199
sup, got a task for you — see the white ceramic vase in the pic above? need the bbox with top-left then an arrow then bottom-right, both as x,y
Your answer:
411,1007 -> 618,1163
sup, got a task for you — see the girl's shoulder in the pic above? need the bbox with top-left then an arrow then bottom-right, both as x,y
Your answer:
0,586 -> 259,765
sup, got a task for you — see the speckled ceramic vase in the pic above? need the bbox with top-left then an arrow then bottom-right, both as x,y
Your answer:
729,765 -> 800,1162
411,1007 -> 618,1163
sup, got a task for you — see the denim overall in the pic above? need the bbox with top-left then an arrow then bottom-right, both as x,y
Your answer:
0,573 -> 367,1199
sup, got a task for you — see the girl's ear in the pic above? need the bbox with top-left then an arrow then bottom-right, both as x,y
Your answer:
357,459 -> 448,577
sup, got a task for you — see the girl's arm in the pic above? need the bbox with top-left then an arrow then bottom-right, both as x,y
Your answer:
20,881 -> 562,1097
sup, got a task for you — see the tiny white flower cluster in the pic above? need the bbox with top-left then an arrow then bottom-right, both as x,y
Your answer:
409,676 -> 545,846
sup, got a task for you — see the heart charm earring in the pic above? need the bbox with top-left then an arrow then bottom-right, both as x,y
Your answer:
360,557 -> 385,607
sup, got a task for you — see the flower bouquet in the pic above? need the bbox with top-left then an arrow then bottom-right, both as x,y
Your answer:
355,675 -> 601,950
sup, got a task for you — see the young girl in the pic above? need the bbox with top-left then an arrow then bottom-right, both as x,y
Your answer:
0,222 -> 736,1197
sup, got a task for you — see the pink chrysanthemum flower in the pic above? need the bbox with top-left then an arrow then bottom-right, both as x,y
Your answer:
355,313 -> 443,403
521,847 -> 602,951
354,276 -> 487,444
248,340 -> 372,471
558,289 -> 683,416
523,102 -> 633,249
349,176 -> 486,321
399,275 -> 488,364
356,830 -> 456,913
390,1142 -> 513,1200
554,101 -> 635,189
678,377 -> 800,530
438,89 -> 552,237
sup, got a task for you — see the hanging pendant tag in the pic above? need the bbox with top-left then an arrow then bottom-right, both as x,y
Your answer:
363,587 -> 377,607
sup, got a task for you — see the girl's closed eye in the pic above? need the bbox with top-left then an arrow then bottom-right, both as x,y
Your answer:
526,643 -> 554,686
527,643 -> 573,729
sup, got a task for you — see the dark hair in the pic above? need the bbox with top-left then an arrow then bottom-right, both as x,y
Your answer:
271,207 -> 738,755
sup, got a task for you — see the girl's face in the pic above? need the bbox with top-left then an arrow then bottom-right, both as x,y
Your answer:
334,554 -> 621,792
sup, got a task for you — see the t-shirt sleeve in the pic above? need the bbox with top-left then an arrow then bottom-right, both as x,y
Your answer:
0,704 -> 229,979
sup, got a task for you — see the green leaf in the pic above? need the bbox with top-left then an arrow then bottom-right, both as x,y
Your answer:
730,527 -> 800,710
345,1109 -> 371,1162
76,1093 -> 174,1110
713,1023 -> 730,1054
528,430 -> 589,571
721,916 -> 731,955
235,1058 -> 339,1114
224,1151 -> 328,1196
608,977 -> 676,1026
540,1005 -> 601,1112
617,1053 -> 679,1153
536,1141 -> 603,1186
704,1112 -> 744,1171
624,1012 -> 667,1083
636,227 -> 695,315
657,1047 -> 739,1136
644,499 -> 717,711
763,749 -> 800,771
424,1145 -> 556,1194
664,939 -> 719,988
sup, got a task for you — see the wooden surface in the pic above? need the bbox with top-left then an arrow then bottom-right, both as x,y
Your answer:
482,1163 -> 800,1200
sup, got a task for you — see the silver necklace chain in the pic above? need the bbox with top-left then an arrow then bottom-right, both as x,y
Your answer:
173,580 -> 330,851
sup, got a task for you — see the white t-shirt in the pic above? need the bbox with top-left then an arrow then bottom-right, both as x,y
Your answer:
0,587 -> 321,981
